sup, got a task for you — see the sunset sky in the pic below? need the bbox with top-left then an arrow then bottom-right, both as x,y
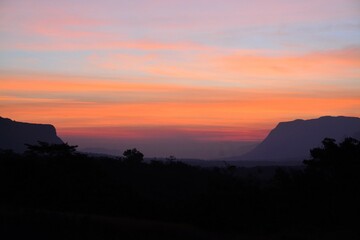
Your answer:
1,0 -> 359,158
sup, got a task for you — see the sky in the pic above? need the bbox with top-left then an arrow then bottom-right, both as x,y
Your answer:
1,0 -> 359,159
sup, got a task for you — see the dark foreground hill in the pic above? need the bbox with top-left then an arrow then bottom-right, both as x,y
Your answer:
241,116 -> 360,161
1,139 -> 359,240
0,117 -> 63,152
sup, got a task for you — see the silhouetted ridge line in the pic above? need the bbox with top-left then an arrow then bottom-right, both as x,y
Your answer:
240,116 -> 360,161
0,116 -> 63,153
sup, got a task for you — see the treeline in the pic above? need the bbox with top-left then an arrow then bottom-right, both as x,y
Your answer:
0,138 -> 359,239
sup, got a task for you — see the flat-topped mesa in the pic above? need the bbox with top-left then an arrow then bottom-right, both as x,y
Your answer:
241,116 -> 360,161
0,117 -> 64,153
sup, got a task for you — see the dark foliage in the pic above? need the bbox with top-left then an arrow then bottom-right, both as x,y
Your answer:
24,141 -> 78,157
0,139 -> 359,239
304,137 -> 360,170
121,148 -> 144,164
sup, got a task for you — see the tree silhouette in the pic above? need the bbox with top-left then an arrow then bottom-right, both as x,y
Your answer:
122,148 -> 144,164
166,155 -> 176,162
304,137 -> 360,169
303,137 -> 360,188
25,141 -> 78,157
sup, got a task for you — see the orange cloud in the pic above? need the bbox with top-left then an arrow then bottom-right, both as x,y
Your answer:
1,72 -> 359,141
85,47 -> 360,87
2,91 -> 359,129
218,47 -> 360,81
0,73 -> 185,93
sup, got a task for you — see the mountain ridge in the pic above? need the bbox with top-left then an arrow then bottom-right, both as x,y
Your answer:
0,116 -> 63,153
240,116 -> 360,161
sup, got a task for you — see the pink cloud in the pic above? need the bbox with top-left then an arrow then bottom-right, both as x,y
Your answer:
0,37 -> 210,52
59,125 -> 269,142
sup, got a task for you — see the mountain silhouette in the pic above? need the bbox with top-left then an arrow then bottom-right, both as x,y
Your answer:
0,117 -> 63,153
241,116 -> 360,161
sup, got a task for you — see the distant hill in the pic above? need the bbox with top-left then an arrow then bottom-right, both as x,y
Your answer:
0,117 -> 63,153
240,116 -> 360,161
